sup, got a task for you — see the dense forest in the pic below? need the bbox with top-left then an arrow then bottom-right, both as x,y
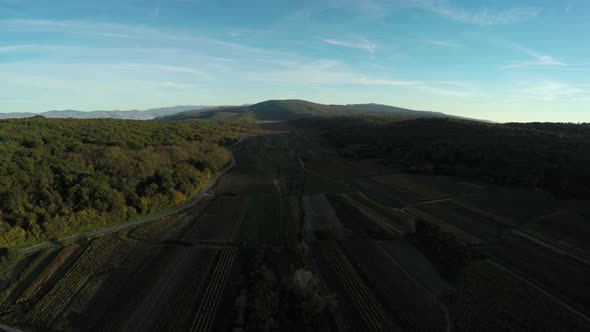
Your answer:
294,116 -> 590,199
0,116 -> 253,250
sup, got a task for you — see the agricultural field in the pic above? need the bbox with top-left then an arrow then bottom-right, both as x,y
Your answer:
342,240 -> 449,332
373,174 -> 447,203
456,259 -> 589,331
380,239 -> 452,297
235,194 -> 281,247
484,231 -> 590,317
522,210 -> 590,259
313,240 -> 401,331
0,124 -> 589,331
303,194 -> 348,240
182,195 -> 244,243
415,200 -> 507,242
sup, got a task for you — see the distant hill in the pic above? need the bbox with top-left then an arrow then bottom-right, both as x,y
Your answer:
0,106 -> 211,120
158,99 -> 448,121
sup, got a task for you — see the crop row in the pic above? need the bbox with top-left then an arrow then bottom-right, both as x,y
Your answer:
340,194 -> 403,237
25,235 -> 135,326
157,248 -> 218,331
235,195 -> 281,247
259,194 -> 281,246
318,240 -> 397,332
183,196 -> 243,243
0,249 -> 56,307
279,195 -> 300,246
96,246 -> 175,332
16,244 -> 80,304
190,247 -> 238,332
235,198 -> 260,247
78,245 -> 156,330
456,260 -> 590,331
342,241 -> 448,332
405,207 -> 482,244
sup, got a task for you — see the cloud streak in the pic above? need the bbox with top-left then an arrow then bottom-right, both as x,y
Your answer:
322,38 -> 376,52
512,81 -> 587,101
407,0 -> 542,26
502,41 -> 565,69
425,39 -> 462,47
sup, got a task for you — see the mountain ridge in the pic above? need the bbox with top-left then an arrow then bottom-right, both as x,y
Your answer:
0,105 -> 212,120
157,99 -> 450,121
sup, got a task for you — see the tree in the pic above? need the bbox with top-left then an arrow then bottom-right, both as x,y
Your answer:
291,269 -> 337,328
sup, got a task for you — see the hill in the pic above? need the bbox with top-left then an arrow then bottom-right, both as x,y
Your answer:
0,106 -> 211,120
158,99 -> 447,121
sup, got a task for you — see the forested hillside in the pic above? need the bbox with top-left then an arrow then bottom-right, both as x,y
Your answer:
294,116 -> 590,199
0,116 -> 253,250
159,99 -> 446,121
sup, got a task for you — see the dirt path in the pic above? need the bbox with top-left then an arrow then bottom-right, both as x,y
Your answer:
0,322 -> 23,332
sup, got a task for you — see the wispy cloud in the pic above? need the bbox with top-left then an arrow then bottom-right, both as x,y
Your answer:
502,41 -> 565,69
242,59 -> 483,98
425,39 -> 462,47
0,19 -> 143,38
406,0 -> 542,26
322,38 -> 376,52
114,63 -> 211,79
0,19 -> 286,56
360,78 -> 481,97
513,81 -> 586,101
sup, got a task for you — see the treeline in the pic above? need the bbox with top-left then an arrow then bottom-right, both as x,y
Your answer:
0,116 -> 254,249
293,116 -> 590,199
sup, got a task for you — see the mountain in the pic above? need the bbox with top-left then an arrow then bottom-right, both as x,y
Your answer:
0,106 -> 211,120
158,99 -> 448,121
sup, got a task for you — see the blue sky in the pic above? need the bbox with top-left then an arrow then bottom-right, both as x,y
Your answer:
1,0 -> 589,122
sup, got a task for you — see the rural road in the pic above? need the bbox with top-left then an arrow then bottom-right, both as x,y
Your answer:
0,323 -> 22,332
20,137 -> 246,255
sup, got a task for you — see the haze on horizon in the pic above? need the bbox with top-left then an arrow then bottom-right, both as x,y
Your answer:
1,0 -> 589,123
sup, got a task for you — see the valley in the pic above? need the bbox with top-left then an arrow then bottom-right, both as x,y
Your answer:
1,120 -> 589,331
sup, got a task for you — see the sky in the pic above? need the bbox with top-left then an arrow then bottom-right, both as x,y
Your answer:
1,0 -> 589,122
